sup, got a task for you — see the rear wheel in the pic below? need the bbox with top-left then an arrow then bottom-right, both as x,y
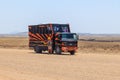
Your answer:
34,46 -> 42,53
70,51 -> 75,55
55,46 -> 61,55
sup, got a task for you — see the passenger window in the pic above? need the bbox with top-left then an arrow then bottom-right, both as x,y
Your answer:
40,27 -> 43,34
62,27 -> 68,32
44,27 -> 47,34
47,27 -> 52,34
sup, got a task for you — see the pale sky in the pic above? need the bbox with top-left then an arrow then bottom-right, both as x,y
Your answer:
0,0 -> 120,34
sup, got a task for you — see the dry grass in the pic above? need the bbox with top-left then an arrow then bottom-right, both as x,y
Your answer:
78,41 -> 120,53
80,35 -> 120,41
0,37 -> 120,53
0,37 -> 28,49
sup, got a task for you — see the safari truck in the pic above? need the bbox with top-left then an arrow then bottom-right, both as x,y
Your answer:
28,23 -> 78,55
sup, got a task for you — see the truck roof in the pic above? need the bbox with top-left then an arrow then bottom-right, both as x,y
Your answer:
29,23 -> 69,27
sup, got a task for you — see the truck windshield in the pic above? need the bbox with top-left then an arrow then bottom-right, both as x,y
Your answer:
53,25 -> 70,33
61,34 -> 77,40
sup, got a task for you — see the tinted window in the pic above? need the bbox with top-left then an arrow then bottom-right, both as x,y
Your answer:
53,25 -> 69,33
62,34 -> 77,40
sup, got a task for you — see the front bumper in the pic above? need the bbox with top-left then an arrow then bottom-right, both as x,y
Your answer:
61,46 -> 78,52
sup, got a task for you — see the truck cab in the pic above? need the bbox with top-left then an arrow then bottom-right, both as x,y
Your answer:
55,32 -> 78,55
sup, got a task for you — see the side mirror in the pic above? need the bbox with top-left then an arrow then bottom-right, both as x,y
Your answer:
76,34 -> 79,40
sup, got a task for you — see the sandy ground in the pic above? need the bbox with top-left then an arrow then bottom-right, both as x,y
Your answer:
0,48 -> 120,80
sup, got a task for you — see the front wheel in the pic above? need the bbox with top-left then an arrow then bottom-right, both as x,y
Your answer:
70,51 -> 75,55
34,46 -> 42,53
55,46 -> 61,55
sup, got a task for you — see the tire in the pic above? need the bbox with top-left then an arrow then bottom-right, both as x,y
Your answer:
55,46 -> 61,55
70,51 -> 75,55
48,49 -> 53,54
34,46 -> 42,53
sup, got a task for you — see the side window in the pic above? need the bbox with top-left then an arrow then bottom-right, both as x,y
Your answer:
35,27 -> 37,34
39,27 -> 41,34
36,26 -> 39,33
44,27 -> 47,34
32,27 -> 35,34
42,27 -> 44,34
38,27 -> 40,34
41,27 -> 43,34
31,26 -> 37,34
39,27 -> 43,34
46,27 -> 48,34
54,26 -> 57,32
43,27 -> 45,34
62,27 -> 69,32
47,26 -> 52,34
54,26 -> 61,32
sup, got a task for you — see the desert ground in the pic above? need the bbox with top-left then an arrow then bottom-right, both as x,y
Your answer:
0,37 -> 120,80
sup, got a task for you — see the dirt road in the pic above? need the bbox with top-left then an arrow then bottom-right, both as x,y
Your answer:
0,48 -> 120,80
